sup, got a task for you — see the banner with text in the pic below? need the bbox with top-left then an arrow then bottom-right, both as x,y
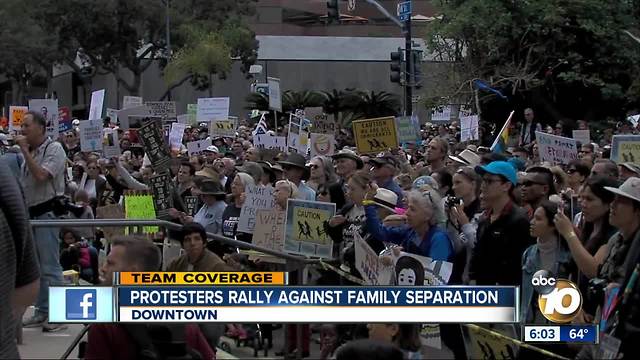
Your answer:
536,131 -> 578,165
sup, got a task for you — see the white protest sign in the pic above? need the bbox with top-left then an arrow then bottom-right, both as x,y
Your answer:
196,97 -> 229,121
177,114 -> 190,124
103,128 -> 121,158
460,115 -> 479,141
79,119 -> 103,152
572,130 -> 591,146
89,89 -> 105,120
253,135 -> 286,152
187,139 -> 212,156
267,77 -> 282,112
122,96 -> 143,109
238,185 -> 276,233
310,133 -> 336,158
106,108 -> 118,126
305,107 -> 335,134
116,105 -> 153,130
354,232 -> 392,285
536,131 -> 578,165
169,123 -> 186,152
252,209 -> 286,251
28,99 -> 58,138
431,106 -> 452,122
145,101 -> 177,119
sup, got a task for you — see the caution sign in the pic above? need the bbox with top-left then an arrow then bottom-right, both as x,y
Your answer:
284,199 -> 335,259
352,116 -> 399,154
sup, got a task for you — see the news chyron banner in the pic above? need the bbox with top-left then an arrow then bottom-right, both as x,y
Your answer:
50,272 -> 519,323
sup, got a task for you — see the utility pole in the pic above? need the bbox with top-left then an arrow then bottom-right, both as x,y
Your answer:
165,0 -> 172,100
404,19 -> 412,116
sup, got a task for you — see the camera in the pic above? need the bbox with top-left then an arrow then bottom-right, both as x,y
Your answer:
445,196 -> 462,209
584,277 -> 608,315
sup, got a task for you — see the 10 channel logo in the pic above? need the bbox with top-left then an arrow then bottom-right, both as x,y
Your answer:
531,270 -> 582,323
66,289 -> 97,320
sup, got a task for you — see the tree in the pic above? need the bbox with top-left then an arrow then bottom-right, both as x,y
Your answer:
425,0 -> 640,122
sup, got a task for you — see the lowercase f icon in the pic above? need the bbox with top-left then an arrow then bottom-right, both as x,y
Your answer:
66,289 -> 97,320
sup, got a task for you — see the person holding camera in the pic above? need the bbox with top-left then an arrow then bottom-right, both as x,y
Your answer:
16,111 -> 67,331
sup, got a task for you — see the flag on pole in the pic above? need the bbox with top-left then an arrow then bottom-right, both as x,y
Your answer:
252,113 -> 268,136
490,111 -> 514,154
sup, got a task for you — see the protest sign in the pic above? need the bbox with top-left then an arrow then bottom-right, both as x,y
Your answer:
352,117 -> 399,154
123,96 -> 143,109
145,101 -> 177,120
184,196 -> 199,216
611,135 -> 640,164
305,107 -> 335,134
536,131 -> 578,165
138,119 -> 171,171
89,89 -> 105,120
187,103 -> 197,124
462,324 -> 520,360
105,108 -> 118,126
186,139 -> 212,156
116,105 -> 153,130
124,193 -> 158,233
267,77 -> 282,111
169,122 -> 186,152
177,114 -> 190,124
209,119 -> 237,138
196,97 -> 229,121
252,209 -> 286,251
79,119 -> 103,152
354,232 -> 392,285
572,130 -> 591,146
287,113 -> 310,154
9,106 -> 28,133
431,106 -> 452,122
310,133 -> 336,158
253,135 -> 286,151
149,173 -> 174,219
396,115 -> 421,144
102,128 -> 121,158
460,115 -> 479,142
96,204 -> 125,240
58,107 -> 72,133
284,199 -> 336,259
238,185 -> 276,233
29,99 -> 58,138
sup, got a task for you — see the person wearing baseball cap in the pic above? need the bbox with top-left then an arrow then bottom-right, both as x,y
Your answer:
470,161 -> 534,285
369,153 -> 404,207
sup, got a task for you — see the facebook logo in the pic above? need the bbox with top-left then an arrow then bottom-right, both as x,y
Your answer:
66,289 -> 97,320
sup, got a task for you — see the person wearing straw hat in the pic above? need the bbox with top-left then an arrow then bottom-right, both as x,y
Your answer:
278,153 -> 315,201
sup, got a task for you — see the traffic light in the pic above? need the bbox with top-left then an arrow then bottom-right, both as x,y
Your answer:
327,0 -> 339,23
390,48 -> 403,84
411,49 -> 423,88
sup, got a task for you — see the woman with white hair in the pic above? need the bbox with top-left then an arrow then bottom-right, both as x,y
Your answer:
364,184 -> 452,261
221,172 -> 255,243
274,180 -> 299,211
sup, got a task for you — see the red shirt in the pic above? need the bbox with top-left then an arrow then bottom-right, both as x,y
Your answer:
85,324 -> 215,360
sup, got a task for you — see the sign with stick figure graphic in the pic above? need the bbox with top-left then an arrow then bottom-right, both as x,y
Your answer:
352,117 -> 398,154
611,135 -> 640,164
284,199 -> 335,259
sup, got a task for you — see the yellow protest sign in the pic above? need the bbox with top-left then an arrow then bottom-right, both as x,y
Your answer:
124,194 -> 158,234
352,116 -> 399,154
9,106 -> 28,132
611,135 -> 640,164
284,199 -> 335,259
209,119 -> 237,137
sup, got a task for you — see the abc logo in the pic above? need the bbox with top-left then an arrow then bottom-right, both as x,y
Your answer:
531,270 -> 582,323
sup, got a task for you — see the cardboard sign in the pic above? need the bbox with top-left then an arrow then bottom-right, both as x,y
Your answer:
9,106 -> 28,133
149,173 -> 174,219
310,133 -> 336,158
238,185 -> 276,233
267,77 -> 282,112
138,119 -> 171,171
145,101 -> 177,120
186,139 -> 212,156
116,105 -> 153,130
352,117 -> 399,154
196,97 -> 229,121
89,89 -> 106,120
354,232 -> 392,285
123,96 -> 143,109
252,209 -> 286,251
29,99 -> 58,138
572,130 -> 591,146
58,107 -> 72,133
184,196 -> 199,216
169,122 -> 186,152
209,119 -> 237,138
79,119 -> 103,152
284,199 -> 336,259
536,131 -> 578,165
396,115 -> 421,144
305,107 -> 335,134
460,115 -> 479,142
103,128 -> 121,158
611,135 -> 640,164
96,204 -> 125,240
124,194 -> 158,233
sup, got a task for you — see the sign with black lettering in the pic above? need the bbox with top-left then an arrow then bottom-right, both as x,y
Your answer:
305,107 -> 335,135
184,196 -> 199,216
149,172 -> 174,219
138,119 -> 171,172
352,117 -> 399,154
145,101 -> 177,120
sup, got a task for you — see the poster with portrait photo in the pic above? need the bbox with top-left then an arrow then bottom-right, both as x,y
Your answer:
103,128 -> 121,158
28,99 -> 59,138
